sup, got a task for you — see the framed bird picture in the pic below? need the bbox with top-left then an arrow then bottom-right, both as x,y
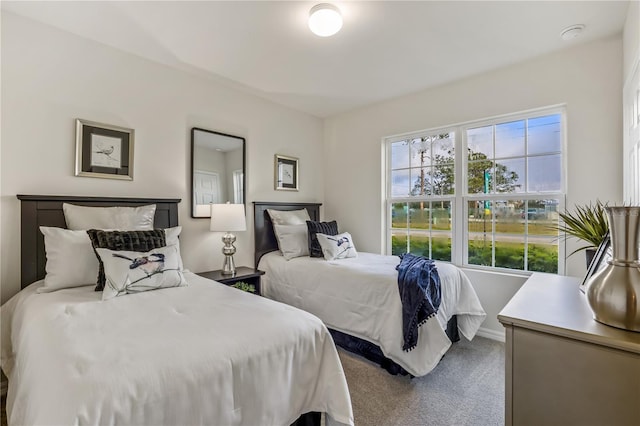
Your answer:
274,154 -> 298,191
75,119 -> 134,180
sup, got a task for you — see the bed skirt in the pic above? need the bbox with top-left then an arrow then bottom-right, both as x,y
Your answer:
329,315 -> 460,376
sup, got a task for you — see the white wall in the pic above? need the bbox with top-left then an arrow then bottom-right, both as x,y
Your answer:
622,0 -> 640,203
324,36 -> 623,336
623,0 -> 639,82
0,12 -> 324,303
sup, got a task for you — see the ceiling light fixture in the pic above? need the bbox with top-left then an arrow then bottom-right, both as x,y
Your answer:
308,3 -> 343,37
560,24 -> 585,41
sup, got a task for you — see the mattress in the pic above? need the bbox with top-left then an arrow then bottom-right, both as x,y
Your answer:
0,272 -> 353,426
259,251 -> 487,377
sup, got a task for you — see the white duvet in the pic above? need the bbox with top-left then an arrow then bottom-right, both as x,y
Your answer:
0,272 -> 353,426
259,252 -> 487,377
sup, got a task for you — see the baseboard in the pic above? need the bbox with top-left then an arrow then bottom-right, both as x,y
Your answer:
476,327 -> 505,343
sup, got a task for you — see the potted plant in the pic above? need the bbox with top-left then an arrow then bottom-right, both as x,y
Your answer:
552,200 -> 609,267
230,281 -> 256,294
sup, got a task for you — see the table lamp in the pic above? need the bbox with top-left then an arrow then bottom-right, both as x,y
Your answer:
210,203 -> 246,275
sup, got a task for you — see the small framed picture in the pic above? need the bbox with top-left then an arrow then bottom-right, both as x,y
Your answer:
75,119 -> 134,180
580,232 -> 612,293
274,154 -> 298,191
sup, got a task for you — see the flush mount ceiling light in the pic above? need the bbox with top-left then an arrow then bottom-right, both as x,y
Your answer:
560,24 -> 585,41
308,3 -> 343,37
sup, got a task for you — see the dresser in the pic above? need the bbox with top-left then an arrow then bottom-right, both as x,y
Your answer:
498,273 -> 640,426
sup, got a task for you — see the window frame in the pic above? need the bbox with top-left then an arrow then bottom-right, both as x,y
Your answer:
385,105 -> 567,275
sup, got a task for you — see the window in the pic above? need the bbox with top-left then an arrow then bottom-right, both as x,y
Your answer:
390,132 -> 455,262
386,107 -> 565,274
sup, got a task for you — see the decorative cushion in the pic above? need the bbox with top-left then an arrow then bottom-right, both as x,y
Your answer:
164,226 -> 184,271
38,227 -> 99,292
95,244 -> 186,300
272,224 -> 310,260
306,220 -> 339,258
87,229 -> 167,291
267,209 -> 310,225
63,203 -> 156,231
267,209 -> 312,256
316,232 -> 358,260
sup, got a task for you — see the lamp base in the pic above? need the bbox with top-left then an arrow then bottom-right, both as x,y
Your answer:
221,232 -> 237,275
221,255 -> 236,275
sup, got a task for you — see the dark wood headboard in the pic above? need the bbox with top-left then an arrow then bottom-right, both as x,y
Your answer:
253,202 -> 321,268
17,194 -> 181,289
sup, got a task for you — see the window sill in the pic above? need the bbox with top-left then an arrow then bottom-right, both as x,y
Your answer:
459,264 -> 534,279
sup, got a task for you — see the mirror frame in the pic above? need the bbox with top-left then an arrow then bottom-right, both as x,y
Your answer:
190,127 -> 246,218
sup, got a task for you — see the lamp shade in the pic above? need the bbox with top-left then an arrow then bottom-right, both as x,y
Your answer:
308,3 -> 342,37
210,203 -> 246,232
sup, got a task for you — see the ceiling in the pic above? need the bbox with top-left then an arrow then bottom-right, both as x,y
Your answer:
1,1 -> 630,118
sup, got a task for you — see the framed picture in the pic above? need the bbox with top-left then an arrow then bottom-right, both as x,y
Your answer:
274,154 -> 298,191
580,232 -> 612,293
75,119 -> 134,180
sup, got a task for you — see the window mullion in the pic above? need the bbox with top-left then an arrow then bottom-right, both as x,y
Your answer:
405,201 -> 410,253
523,120 -> 529,269
455,126 -> 465,266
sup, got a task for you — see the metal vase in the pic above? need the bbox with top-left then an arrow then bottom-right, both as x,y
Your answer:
586,206 -> 640,332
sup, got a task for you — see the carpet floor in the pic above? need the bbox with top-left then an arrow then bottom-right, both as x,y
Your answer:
0,337 -> 504,426
338,336 -> 505,426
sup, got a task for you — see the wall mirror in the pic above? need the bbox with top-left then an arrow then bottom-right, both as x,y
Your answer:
191,128 -> 245,218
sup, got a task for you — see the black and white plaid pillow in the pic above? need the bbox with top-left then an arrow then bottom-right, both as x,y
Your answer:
306,220 -> 338,258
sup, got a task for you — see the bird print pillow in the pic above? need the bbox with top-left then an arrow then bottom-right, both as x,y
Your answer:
95,244 -> 186,300
315,232 -> 358,261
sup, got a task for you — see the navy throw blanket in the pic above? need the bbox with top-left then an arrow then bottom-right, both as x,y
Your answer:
396,253 -> 442,352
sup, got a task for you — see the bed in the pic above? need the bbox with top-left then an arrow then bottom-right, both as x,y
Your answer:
1,195 -> 353,426
253,202 -> 486,377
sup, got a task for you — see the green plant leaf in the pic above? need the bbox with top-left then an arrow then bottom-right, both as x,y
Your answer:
549,200 -> 609,255
230,281 -> 256,293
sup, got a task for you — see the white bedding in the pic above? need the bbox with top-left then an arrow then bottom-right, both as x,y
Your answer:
0,272 -> 353,426
259,252 -> 486,377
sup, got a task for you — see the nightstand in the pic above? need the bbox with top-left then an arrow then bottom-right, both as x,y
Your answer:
196,267 -> 265,295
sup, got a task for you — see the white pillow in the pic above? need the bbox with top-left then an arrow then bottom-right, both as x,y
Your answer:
272,224 -> 309,260
63,203 -> 156,230
316,232 -> 358,260
267,209 -> 310,225
95,244 -> 186,300
164,226 -> 184,271
38,227 -> 99,292
267,209 -> 311,257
